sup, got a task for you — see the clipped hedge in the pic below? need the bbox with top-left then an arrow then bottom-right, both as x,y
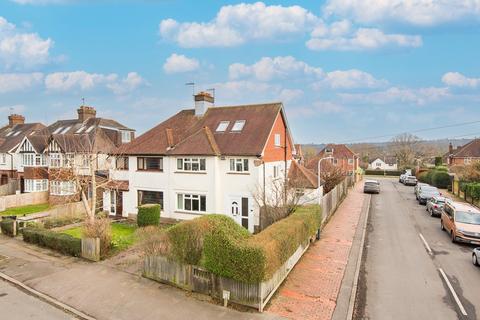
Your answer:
464,182 -> 480,200
23,228 -> 81,257
137,204 -> 161,227
0,219 -> 16,237
365,170 -> 402,176
417,169 -> 450,188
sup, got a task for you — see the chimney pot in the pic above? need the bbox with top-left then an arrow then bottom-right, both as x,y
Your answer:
449,142 -> 453,154
8,114 -> 25,126
194,92 -> 214,116
77,105 -> 96,122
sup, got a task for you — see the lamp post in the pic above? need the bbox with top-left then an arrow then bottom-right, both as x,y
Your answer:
316,156 -> 334,240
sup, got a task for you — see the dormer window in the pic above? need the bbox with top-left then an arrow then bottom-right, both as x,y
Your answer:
216,121 -> 230,132
121,130 -> 131,143
231,120 -> 245,132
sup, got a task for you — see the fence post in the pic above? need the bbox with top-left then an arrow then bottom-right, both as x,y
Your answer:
81,237 -> 100,262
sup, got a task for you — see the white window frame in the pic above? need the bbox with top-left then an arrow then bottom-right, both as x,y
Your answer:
49,153 -> 62,168
231,120 -> 246,132
464,158 -> 471,164
274,133 -> 281,147
216,121 -> 230,132
63,153 -> 75,167
50,181 -> 76,196
24,179 -> 48,192
0,153 -> 6,165
229,158 -> 249,173
22,153 -> 34,167
176,158 -> 206,172
176,193 -> 207,213
121,130 -> 131,143
348,158 -> 354,165
273,165 -> 279,178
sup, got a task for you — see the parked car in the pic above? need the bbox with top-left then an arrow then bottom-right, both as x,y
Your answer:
404,175 -> 418,186
399,174 -> 407,183
364,180 -> 380,194
414,182 -> 429,195
473,248 -> 480,266
441,200 -> 480,244
417,186 -> 441,205
426,196 -> 446,217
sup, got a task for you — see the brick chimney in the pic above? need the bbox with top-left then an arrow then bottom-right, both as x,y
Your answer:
8,114 -> 25,126
194,92 -> 214,116
449,142 -> 453,154
77,106 -> 96,122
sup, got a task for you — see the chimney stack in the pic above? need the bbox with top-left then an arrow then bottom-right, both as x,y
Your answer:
449,142 -> 453,155
77,105 -> 96,122
194,92 -> 214,116
8,114 -> 25,126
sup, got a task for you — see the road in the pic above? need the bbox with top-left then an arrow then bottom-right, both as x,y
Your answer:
355,177 -> 479,320
0,279 -> 74,319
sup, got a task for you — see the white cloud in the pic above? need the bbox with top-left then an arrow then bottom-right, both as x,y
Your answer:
163,53 -> 199,74
314,101 -> 346,113
307,27 -> 422,51
279,88 -> 303,103
315,69 -> 388,89
323,0 -> 480,27
159,2 -> 318,47
0,104 -> 25,116
442,72 -> 480,88
0,72 -> 44,93
45,71 -> 146,94
229,56 -> 323,81
0,16 -> 53,69
340,86 -> 450,106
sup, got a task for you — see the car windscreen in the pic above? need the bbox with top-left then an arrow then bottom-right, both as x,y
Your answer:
455,211 -> 480,225
422,190 -> 440,196
365,182 -> 378,186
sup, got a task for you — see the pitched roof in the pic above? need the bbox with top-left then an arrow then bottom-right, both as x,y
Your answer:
0,123 -> 46,153
51,129 -> 117,154
450,139 -> 480,158
288,161 -> 319,189
27,135 -> 50,153
369,156 -> 397,165
120,103 -> 283,156
304,144 -> 356,171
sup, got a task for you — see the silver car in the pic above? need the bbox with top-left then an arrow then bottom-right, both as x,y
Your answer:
364,180 -> 380,194
414,182 -> 429,195
417,186 -> 441,205
473,248 -> 480,266
404,175 -> 418,186
426,196 -> 446,217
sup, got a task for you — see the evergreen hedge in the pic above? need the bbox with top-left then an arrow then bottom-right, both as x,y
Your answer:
23,228 -> 81,257
364,170 -> 403,176
0,219 -> 16,237
417,168 -> 450,188
137,204 -> 161,227
464,182 -> 480,200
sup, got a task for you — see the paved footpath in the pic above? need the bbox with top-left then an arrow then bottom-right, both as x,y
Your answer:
266,183 -> 367,320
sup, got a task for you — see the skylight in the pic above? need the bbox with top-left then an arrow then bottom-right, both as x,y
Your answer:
231,120 -> 246,132
61,126 -> 71,134
216,121 -> 230,132
12,131 -> 20,137
75,126 -> 85,134
5,132 -> 12,137
53,127 -> 63,134
85,126 -> 95,133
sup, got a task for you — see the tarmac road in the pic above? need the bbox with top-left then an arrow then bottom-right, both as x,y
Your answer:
355,177 -> 479,320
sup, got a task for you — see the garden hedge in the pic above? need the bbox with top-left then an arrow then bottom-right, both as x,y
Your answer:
23,228 -> 81,257
364,170 -> 402,176
137,204 -> 161,227
464,182 -> 480,200
417,168 -> 450,188
0,219 -> 16,237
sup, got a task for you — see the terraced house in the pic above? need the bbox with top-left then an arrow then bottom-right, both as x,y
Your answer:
15,106 -> 135,206
107,92 -> 318,232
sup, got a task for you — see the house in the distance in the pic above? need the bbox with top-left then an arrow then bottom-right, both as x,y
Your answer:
108,92 -> 318,232
447,140 -> 480,166
368,157 -> 398,171
306,144 -> 359,176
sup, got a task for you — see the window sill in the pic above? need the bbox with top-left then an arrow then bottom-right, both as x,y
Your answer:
227,172 -> 250,175
174,210 -> 206,215
174,171 -> 207,174
136,169 -> 164,172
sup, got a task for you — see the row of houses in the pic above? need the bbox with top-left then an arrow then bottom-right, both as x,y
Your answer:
0,92 -> 359,232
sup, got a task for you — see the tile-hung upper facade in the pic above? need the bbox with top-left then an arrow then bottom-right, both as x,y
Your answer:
107,92 -> 308,233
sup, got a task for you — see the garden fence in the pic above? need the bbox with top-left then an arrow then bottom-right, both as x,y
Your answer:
0,181 -> 18,197
0,191 -> 48,212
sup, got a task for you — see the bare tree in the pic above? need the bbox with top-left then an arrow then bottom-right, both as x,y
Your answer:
319,161 -> 345,194
388,133 -> 421,169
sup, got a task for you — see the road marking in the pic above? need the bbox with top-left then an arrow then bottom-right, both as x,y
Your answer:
419,233 -> 433,255
438,268 -> 468,316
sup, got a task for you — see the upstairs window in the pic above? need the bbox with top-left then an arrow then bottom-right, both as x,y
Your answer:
22,154 -> 34,167
274,133 -> 281,147
137,157 -> 163,171
121,131 -> 132,143
216,121 -> 230,132
0,153 -> 6,165
348,159 -> 354,165
231,120 -> 245,132
116,156 -> 129,170
229,159 -> 249,172
177,158 -> 206,172
50,153 -> 62,167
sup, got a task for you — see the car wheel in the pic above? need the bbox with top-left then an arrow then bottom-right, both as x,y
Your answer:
473,253 -> 479,266
430,208 -> 435,217
451,231 -> 456,243
441,220 -> 445,231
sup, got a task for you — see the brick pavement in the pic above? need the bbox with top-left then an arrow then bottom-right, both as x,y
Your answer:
266,183 -> 366,320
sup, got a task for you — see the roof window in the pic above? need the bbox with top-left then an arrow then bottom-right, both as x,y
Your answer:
53,127 -> 63,134
60,126 -> 71,134
216,121 -> 230,132
12,131 -> 20,137
231,120 -> 246,132
5,132 -> 13,137
75,126 -> 85,134
85,126 -> 95,133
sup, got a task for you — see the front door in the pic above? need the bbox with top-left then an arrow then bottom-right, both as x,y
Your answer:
229,197 -> 249,230
116,191 -> 123,217
110,190 -> 116,216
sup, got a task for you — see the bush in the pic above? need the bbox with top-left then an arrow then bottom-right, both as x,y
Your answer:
417,171 -> 429,183
0,219 -> 16,237
431,171 -> 450,188
23,228 -> 81,256
83,217 -> 112,258
43,212 -> 84,229
435,157 -> 443,167
364,170 -> 403,176
137,204 -> 161,227
465,183 -> 480,200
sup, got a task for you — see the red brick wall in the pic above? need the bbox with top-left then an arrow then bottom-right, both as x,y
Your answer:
24,167 -> 49,179
262,113 -> 293,163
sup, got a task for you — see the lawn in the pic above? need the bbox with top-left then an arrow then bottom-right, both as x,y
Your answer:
62,222 -> 137,252
0,203 -> 50,217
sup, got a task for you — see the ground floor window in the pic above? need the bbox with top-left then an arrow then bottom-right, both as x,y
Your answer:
177,193 -> 206,213
50,181 -> 76,195
137,190 -> 164,209
24,179 -> 48,192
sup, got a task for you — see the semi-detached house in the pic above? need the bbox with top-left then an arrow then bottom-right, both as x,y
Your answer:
108,92 -> 311,232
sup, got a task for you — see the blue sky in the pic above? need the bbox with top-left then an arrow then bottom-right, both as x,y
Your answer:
1,0 -> 480,144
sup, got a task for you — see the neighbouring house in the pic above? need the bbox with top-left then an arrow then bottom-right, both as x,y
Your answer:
368,157 -> 398,171
107,92 -> 317,232
306,143 -> 359,176
446,140 -> 480,166
15,106 -> 134,207
288,160 -> 322,205
0,114 -> 46,188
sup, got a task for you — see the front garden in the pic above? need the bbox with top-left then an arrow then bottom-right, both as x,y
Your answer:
0,203 -> 50,217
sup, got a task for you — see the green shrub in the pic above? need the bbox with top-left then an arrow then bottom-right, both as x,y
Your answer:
435,157 -> 443,167
43,212 -> 84,229
364,170 -> 403,176
465,183 -> 480,200
417,171 -> 429,183
23,228 -> 81,256
137,204 -> 161,227
431,171 -> 450,188
0,219 -> 16,237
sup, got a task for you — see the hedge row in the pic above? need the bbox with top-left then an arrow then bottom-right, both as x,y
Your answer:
159,206 -> 321,283
364,170 -> 403,176
0,219 -> 16,237
417,169 -> 450,188
23,228 -> 81,257
462,182 -> 480,200
137,204 -> 161,227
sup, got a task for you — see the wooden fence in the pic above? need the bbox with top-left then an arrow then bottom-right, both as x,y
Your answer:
320,175 -> 354,226
0,181 -> 18,197
0,191 -> 49,212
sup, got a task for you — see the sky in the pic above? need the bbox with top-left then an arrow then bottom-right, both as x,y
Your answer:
1,0 -> 480,144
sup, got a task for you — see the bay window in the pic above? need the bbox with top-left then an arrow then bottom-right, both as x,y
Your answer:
24,179 -> 48,192
50,181 -> 76,196
229,158 -> 249,172
177,193 -> 206,213
176,158 -> 206,172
